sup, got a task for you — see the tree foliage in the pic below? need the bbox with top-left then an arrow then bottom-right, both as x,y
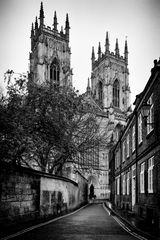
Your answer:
0,75 -> 109,174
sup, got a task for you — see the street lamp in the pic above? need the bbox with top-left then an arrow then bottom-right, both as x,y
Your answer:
141,103 -> 151,118
141,103 -> 153,126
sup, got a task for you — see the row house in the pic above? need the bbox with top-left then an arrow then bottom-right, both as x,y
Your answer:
110,59 -> 160,232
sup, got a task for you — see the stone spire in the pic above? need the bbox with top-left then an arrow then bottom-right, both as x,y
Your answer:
53,11 -> 58,31
35,16 -> 38,34
31,23 -> 34,50
105,31 -> 110,53
115,38 -> 120,57
124,37 -> 128,64
86,78 -> 91,95
60,26 -> 64,34
91,46 -> 95,62
65,13 -> 70,41
98,42 -> 102,59
39,2 -> 44,26
31,23 -> 34,38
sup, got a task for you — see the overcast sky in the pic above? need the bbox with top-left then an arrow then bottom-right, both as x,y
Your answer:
0,0 -> 160,103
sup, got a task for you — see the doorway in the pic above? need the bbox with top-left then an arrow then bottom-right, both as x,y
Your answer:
89,184 -> 95,199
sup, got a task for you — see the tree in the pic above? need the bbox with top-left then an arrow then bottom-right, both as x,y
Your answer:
0,72 -> 29,166
0,75 -> 110,174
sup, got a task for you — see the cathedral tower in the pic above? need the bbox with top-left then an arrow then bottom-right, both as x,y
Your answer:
90,33 -> 131,124
29,2 -> 72,88
83,33 -> 131,200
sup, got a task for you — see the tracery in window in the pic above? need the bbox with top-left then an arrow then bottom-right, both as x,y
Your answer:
50,58 -> 60,88
113,79 -> 120,107
98,81 -> 103,104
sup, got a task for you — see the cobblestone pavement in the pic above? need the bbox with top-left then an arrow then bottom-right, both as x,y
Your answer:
3,204 -> 145,240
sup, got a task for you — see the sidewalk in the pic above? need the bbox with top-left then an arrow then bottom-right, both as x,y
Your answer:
104,201 -> 160,240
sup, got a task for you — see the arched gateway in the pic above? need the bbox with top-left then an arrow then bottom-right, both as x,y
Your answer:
88,175 -> 98,199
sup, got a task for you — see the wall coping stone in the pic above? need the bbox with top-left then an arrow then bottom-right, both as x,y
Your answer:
1,162 -> 78,186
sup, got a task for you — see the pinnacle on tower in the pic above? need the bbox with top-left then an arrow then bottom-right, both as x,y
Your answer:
124,37 -> 128,64
105,31 -> 110,53
31,23 -> 34,38
53,11 -> 58,31
98,42 -> 101,59
65,13 -> 70,41
115,38 -> 120,57
65,13 -> 70,28
35,16 -> 38,30
31,23 -> 35,51
91,47 -> 95,62
86,77 -> 91,94
39,2 -> 44,26
60,26 -> 64,34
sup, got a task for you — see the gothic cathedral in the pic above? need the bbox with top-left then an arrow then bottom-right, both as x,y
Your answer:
29,3 -> 131,200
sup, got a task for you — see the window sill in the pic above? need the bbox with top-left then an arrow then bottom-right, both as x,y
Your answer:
138,141 -> 143,147
146,129 -> 154,139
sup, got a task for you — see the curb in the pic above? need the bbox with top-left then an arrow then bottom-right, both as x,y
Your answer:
103,202 -> 159,240
1,204 -> 89,240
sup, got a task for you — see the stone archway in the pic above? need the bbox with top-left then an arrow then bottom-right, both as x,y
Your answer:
88,175 -> 99,199
89,184 -> 95,199
88,175 -> 98,185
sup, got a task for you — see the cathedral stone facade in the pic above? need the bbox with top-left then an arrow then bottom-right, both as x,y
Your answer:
29,3 -> 131,200
90,33 -> 131,117
80,34 -> 132,199
29,2 -> 72,88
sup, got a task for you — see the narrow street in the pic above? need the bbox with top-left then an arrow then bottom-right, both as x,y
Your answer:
5,204 -> 143,240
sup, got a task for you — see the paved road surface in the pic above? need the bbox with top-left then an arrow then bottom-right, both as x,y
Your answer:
6,204 -> 143,240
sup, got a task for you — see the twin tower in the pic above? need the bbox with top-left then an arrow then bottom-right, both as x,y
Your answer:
29,2 -> 72,89
30,2 -> 131,119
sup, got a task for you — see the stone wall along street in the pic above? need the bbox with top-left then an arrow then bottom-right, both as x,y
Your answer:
0,163 -> 88,226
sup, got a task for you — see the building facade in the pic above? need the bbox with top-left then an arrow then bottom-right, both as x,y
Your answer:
110,59 -> 160,233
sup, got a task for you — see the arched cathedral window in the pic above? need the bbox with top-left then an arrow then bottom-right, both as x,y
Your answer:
50,58 -> 60,88
113,79 -> 120,108
98,81 -> 103,104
